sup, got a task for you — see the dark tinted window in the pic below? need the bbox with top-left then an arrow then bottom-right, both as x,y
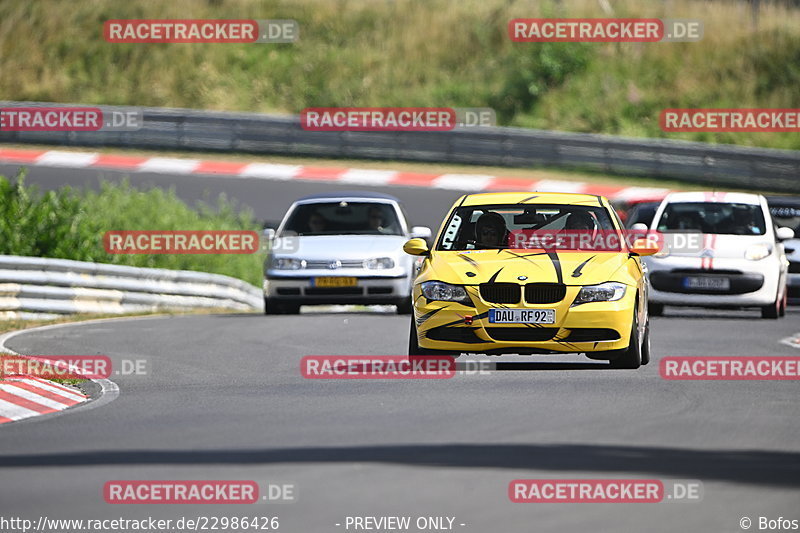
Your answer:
656,202 -> 766,235
283,202 -> 401,236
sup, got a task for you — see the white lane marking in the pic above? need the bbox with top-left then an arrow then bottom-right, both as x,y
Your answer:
432,174 -> 494,191
240,163 -> 301,179
36,151 -> 99,167
0,398 -> 41,421
138,157 -> 200,174
780,332 -> 800,350
0,384 -> 72,409
338,169 -> 398,186
7,378 -> 86,401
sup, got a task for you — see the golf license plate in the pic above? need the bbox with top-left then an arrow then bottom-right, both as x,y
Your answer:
313,277 -> 357,288
683,276 -> 730,290
489,308 -> 556,324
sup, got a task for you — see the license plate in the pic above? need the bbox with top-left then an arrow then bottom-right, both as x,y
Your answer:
683,276 -> 730,290
489,308 -> 555,324
313,277 -> 357,288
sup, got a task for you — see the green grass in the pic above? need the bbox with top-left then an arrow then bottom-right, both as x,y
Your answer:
1,0 -> 800,150
0,172 -> 264,286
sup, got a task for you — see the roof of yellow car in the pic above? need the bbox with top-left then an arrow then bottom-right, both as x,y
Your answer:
459,191 -> 606,207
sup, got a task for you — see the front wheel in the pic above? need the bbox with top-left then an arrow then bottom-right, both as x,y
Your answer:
779,290 -> 787,317
264,297 -> 300,315
408,319 -> 457,357
761,291 -> 782,319
640,318 -> 651,366
607,311 -> 642,369
396,297 -> 413,315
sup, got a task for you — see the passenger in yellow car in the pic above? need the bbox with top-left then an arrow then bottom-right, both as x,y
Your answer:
565,211 -> 596,231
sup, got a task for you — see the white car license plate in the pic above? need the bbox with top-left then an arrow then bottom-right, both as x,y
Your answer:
683,276 -> 730,290
489,308 -> 555,324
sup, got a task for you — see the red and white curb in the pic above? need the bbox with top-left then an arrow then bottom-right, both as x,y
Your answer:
0,376 -> 87,424
0,148 -> 671,202
0,318 -> 122,426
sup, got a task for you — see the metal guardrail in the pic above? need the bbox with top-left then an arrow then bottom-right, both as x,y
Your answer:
1,101 -> 798,193
0,255 -> 263,319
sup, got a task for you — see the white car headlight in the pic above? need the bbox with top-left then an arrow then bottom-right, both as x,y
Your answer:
272,257 -> 306,270
363,257 -> 395,269
571,282 -> 627,306
420,281 -> 471,304
744,243 -> 772,261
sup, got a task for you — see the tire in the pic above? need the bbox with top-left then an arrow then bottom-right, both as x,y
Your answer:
264,297 -> 300,315
408,319 -> 428,356
640,318 -> 651,366
280,301 -> 301,315
779,290 -> 787,318
408,319 -> 456,357
761,292 -> 781,319
648,302 -> 664,317
396,297 -> 413,315
607,310 -> 642,369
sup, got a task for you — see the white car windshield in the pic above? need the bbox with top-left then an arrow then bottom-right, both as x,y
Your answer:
657,202 -> 767,235
283,201 -> 402,236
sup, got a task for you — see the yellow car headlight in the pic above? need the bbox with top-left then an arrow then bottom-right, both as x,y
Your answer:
571,282 -> 627,306
420,281 -> 471,304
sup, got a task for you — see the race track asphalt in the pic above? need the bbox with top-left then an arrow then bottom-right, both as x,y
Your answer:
0,160 -> 798,532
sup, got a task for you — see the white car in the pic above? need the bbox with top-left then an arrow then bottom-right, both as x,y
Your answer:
263,192 -> 431,314
644,191 -> 793,319
767,196 -> 800,305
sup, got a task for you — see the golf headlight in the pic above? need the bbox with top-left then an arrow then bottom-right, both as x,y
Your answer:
420,281 -> 471,304
272,257 -> 306,270
572,282 -> 627,306
363,257 -> 395,269
744,243 -> 772,261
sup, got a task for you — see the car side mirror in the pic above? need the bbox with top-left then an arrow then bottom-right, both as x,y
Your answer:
630,223 -> 649,232
410,226 -> 432,239
630,238 -> 660,256
776,227 -> 795,241
403,238 -> 430,256
263,228 -> 276,241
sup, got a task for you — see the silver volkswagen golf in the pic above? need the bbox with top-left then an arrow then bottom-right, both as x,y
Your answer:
263,192 -> 431,314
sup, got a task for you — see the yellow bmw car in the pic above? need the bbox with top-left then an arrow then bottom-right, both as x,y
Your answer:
403,192 -> 658,368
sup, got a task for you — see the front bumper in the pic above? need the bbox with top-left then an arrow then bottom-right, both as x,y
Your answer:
414,285 -> 636,354
264,271 -> 411,305
646,256 -> 781,307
